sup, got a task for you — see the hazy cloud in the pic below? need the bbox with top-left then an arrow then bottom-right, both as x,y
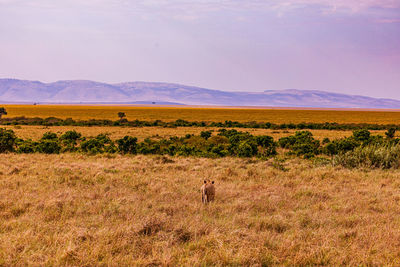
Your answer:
2,0 -> 399,14
277,0 -> 400,11
376,18 -> 400,23
1,0 -> 399,98
128,0 -> 400,15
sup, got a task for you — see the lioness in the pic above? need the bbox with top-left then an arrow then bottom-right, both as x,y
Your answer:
201,180 -> 215,204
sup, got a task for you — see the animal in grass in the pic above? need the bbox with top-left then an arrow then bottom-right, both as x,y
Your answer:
201,180 -> 215,203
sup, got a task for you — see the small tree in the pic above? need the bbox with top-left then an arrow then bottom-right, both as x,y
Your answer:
0,107 -> 7,119
322,138 -> 331,145
60,130 -> 81,142
324,142 -> 337,157
200,131 -> 212,140
0,128 -> 16,153
60,130 -> 82,151
237,140 -> 257,157
256,135 -> 277,157
36,140 -> 61,154
385,128 -> 396,139
118,112 -> 126,121
278,131 -> 320,157
41,132 -> 58,140
117,136 -> 138,154
353,129 -> 371,143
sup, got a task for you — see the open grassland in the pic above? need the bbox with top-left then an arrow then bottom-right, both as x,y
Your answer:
1,154 -> 400,265
2,125 -> 393,142
4,105 -> 400,124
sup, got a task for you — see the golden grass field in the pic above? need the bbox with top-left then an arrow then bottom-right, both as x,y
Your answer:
3,105 -> 400,124
1,154 -> 400,265
2,125 -> 393,142
2,105 -> 400,265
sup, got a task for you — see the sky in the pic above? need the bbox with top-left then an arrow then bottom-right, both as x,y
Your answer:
0,0 -> 399,99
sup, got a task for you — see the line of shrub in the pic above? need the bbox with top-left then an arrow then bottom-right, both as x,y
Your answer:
1,128 -> 399,169
1,116 -> 400,131
0,128 -> 278,159
333,145 -> 400,169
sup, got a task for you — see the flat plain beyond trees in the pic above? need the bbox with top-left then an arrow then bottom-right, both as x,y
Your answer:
2,124 -> 393,142
3,105 -> 400,124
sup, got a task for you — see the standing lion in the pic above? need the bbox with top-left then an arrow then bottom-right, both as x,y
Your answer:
201,180 -> 215,204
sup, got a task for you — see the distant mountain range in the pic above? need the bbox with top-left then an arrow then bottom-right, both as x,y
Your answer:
0,78 -> 399,109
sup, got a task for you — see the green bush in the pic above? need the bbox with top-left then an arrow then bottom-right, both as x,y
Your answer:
217,129 -> 258,157
207,135 -> 229,146
279,131 -> 320,157
60,130 -> 82,152
167,144 -> 177,156
16,139 -> 36,153
36,140 -> 61,154
209,144 -> 229,157
117,136 -> 138,154
0,107 -> 7,120
333,144 -> 400,169
41,132 -> 58,140
80,139 -> 104,154
336,138 -> 359,152
353,129 -> 371,143
200,131 -> 212,140
385,128 -> 396,139
95,134 -> 112,144
324,142 -> 337,156
256,135 -> 277,158
237,140 -> 258,157
176,145 -> 199,156
104,143 -> 118,154
137,138 -> 161,155
0,128 -> 16,153
256,135 -> 275,148
184,136 -> 207,151
60,130 -> 81,141
80,134 -> 113,154
322,138 -> 330,144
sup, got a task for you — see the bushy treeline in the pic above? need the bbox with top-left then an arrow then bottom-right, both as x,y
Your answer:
0,128 -> 277,159
276,129 -> 400,168
1,116 -> 400,131
1,127 -> 400,168
277,129 -> 400,158
333,145 -> 400,169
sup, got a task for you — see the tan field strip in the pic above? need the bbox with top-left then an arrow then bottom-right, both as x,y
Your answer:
3,105 -> 400,124
2,125 -> 391,142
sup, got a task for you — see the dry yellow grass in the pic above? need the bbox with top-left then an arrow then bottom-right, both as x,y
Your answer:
3,105 -> 400,124
1,154 -> 400,265
2,104 -> 400,265
2,125 -> 391,142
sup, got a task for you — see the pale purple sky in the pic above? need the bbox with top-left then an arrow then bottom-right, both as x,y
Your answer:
0,0 -> 399,99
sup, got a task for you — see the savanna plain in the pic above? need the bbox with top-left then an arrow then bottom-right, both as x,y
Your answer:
1,106 -> 400,265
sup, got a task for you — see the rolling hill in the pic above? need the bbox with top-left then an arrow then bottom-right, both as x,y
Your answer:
0,78 -> 399,109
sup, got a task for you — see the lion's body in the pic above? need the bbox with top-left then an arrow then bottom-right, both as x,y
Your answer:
201,180 -> 215,203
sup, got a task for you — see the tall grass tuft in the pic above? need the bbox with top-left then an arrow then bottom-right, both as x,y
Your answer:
333,144 -> 400,169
